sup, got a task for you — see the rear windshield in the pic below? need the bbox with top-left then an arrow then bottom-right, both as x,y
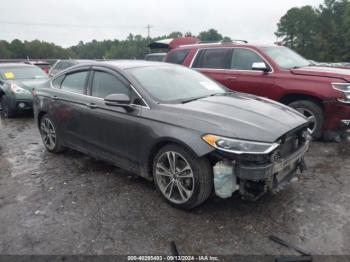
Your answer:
0,66 -> 48,80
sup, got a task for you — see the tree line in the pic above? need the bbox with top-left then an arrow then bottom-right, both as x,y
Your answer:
276,0 -> 350,62
0,29 -> 226,60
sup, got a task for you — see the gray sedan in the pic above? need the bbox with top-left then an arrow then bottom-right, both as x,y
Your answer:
33,60 -> 310,209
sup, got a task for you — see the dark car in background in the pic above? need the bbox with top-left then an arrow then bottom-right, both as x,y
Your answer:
165,42 -> 350,140
0,63 -> 49,117
48,59 -> 95,77
144,53 -> 167,62
33,60 -> 310,209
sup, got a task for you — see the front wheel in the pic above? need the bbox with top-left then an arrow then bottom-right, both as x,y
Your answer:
153,144 -> 213,210
39,115 -> 66,153
288,100 -> 324,139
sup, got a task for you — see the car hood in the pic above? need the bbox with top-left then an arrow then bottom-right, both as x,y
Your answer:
161,93 -> 308,143
291,66 -> 350,82
8,79 -> 48,91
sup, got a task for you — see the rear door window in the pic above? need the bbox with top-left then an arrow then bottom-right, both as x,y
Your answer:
61,71 -> 89,94
192,48 -> 232,69
166,50 -> 190,64
91,71 -> 130,99
231,48 -> 265,70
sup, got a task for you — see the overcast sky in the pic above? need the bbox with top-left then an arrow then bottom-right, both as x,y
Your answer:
0,0 -> 324,47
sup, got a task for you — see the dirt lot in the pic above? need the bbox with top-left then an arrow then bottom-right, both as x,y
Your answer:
0,115 -> 350,257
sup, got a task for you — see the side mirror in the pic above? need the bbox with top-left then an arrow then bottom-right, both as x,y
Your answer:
252,62 -> 270,73
104,94 -> 133,111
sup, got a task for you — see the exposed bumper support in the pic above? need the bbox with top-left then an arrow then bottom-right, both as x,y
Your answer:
212,142 -> 309,200
235,142 -> 309,182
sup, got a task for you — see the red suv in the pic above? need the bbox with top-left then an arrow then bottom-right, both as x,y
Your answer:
165,42 -> 350,140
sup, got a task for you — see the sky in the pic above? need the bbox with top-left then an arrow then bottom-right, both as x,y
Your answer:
0,0 -> 324,47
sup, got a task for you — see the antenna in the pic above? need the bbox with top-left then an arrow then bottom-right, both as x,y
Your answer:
145,24 -> 153,39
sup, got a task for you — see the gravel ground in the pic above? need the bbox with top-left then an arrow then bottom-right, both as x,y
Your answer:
0,115 -> 350,258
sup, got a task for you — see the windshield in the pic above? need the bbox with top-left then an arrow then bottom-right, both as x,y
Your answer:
0,66 -> 48,80
129,65 -> 226,103
261,46 -> 311,69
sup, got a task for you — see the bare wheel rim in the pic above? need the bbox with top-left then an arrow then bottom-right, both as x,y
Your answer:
295,107 -> 317,134
155,151 -> 195,204
40,118 -> 57,150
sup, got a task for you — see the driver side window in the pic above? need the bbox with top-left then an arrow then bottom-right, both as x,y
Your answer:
91,71 -> 130,99
231,48 -> 265,70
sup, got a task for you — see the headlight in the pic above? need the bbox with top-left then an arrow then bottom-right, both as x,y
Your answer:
202,134 -> 280,154
332,83 -> 350,103
10,84 -> 31,94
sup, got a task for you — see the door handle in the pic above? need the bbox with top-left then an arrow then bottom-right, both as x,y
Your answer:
225,77 -> 238,81
86,103 -> 97,109
51,95 -> 59,100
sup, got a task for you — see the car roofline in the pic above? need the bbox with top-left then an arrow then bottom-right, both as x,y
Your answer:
173,43 -> 278,50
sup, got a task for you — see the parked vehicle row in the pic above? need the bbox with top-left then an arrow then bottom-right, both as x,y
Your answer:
32,61 -> 310,209
0,63 -> 49,117
165,42 -> 350,140
2,41 -> 349,209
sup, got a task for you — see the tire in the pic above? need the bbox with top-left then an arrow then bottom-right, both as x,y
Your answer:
153,144 -> 213,210
39,115 -> 66,153
288,100 -> 324,139
0,96 -> 16,118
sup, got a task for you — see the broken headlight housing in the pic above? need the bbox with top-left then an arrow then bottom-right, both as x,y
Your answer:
332,83 -> 350,104
202,134 -> 280,155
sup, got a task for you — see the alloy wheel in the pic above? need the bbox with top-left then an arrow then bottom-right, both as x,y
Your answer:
295,107 -> 317,134
155,151 -> 195,204
40,118 -> 57,150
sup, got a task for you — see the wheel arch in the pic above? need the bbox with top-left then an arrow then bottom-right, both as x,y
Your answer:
279,93 -> 324,110
144,137 -> 213,179
37,111 -> 47,129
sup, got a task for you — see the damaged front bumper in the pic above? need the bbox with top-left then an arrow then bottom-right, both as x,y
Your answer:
213,142 -> 309,200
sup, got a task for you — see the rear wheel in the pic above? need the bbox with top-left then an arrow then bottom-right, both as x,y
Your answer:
288,100 -> 324,139
39,115 -> 66,153
153,144 -> 213,210
0,96 -> 16,118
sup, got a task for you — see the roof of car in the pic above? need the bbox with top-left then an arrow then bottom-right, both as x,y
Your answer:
56,59 -> 96,63
25,61 -> 50,65
145,53 -> 167,56
98,60 -> 168,69
0,63 -> 36,68
173,42 -> 277,50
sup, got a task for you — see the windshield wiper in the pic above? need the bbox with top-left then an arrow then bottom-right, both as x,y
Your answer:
181,92 -> 232,104
181,96 -> 209,104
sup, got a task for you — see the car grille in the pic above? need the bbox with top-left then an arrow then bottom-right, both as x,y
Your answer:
271,128 -> 308,162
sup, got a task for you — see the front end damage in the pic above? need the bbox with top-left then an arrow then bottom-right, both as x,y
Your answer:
209,126 -> 310,200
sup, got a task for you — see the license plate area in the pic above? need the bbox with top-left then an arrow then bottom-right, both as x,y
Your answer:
275,161 -> 298,184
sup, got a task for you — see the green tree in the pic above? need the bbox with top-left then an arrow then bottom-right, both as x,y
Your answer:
276,0 -> 350,61
198,29 -> 223,42
168,31 -> 183,38
276,6 -> 318,51
0,41 -> 12,58
9,39 -> 27,58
